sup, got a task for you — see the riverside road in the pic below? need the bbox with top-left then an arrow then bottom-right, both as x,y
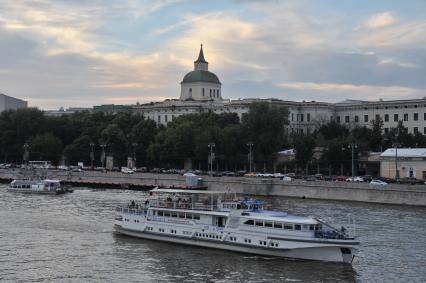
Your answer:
1,169 -> 426,206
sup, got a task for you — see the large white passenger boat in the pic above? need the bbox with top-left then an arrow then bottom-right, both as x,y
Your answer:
8,179 -> 68,194
114,188 -> 359,263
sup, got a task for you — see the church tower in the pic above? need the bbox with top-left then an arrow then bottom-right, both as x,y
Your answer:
180,45 -> 222,101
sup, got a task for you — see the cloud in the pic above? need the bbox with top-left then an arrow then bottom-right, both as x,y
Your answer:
362,12 -> 397,29
0,0 -> 425,110
274,82 -> 424,101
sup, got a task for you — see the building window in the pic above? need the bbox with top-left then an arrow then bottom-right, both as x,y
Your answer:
291,113 -> 294,121
384,114 -> 389,122
414,113 -> 418,121
424,113 -> 426,120
404,113 -> 408,121
354,116 -> 359,122
364,115 -> 368,122
202,88 -> 205,96
345,116 -> 349,123
157,115 -> 161,123
394,114 -> 399,121
414,127 -> 418,134
165,115 -> 168,122
189,88 -> 192,94
307,113 -> 311,122
384,128 -> 389,134
336,116 -> 340,123
300,114 -> 304,122
375,114 -> 380,121
424,127 -> 426,135
210,89 -> 212,96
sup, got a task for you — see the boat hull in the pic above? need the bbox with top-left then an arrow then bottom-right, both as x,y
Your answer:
7,188 -> 64,194
115,225 -> 355,263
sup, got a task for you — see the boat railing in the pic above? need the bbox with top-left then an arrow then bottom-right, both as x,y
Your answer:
313,217 -> 355,240
116,200 -> 220,213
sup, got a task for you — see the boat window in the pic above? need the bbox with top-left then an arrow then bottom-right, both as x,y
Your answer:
164,212 -> 170,217
303,224 -> 310,230
157,211 -> 163,216
244,219 -> 254,225
274,222 -> 283,229
265,221 -> 273,228
309,225 -> 315,231
179,213 -> 185,218
294,224 -> 301,230
172,212 -> 178,218
236,204 -> 241,209
185,213 -> 192,219
284,224 -> 293,230
255,220 -> 263,226
193,214 -> 200,220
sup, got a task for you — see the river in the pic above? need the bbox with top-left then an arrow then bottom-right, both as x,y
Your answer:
0,185 -> 425,282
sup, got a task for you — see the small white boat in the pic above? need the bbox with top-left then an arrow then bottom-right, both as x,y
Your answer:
8,179 -> 68,194
114,188 -> 359,263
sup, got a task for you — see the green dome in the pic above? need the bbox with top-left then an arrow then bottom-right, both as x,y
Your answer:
181,70 -> 221,84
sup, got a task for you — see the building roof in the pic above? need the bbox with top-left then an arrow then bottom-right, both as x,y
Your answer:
194,44 -> 207,63
380,148 -> 426,158
181,70 -> 221,84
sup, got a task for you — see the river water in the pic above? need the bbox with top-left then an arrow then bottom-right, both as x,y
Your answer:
0,185 -> 425,283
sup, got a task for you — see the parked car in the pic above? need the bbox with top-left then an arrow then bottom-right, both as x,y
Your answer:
256,173 -> 274,178
336,176 -> 349,182
236,170 -> 247,176
361,175 -> 373,182
244,172 -> 256,177
396,177 -> 418,185
58,165 -> 69,171
282,176 -> 293,181
346,176 -> 364,182
121,167 -> 134,174
370,179 -> 388,186
304,175 -> 317,182
273,173 -> 285,178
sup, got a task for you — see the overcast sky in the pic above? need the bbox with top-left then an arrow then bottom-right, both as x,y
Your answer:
0,0 -> 425,109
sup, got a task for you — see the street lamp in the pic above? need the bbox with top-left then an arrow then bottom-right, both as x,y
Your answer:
348,143 -> 357,179
100,144 -> 107,169
392,142 -> 401,181
132,142 -> 138,168
89,143 -> 95,169
23,143 -> 30,167
247,142 -> 254,173
208,142 -> 215,175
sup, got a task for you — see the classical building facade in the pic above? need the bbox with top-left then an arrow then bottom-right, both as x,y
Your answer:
95,45 -> 426,135
380,148 -> 426,180
0,93 -> 27,112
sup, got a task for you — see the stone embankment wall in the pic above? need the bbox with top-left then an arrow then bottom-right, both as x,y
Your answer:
1,169 -> 425,206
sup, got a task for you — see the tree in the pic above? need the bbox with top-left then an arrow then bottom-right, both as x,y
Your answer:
294,135 -> 316,172
29,133 -> 63,164
100,124 -> 127,164
242,102 -> 289,171
63,135 -> 93,165
369,118 -> 383,151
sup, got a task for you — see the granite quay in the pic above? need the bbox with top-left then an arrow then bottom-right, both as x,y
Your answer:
1,169 -> 425,207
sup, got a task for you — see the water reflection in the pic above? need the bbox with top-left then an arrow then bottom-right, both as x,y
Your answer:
113,233 -> 357,283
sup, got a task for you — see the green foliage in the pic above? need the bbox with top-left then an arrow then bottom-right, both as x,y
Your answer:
293,135 -> 315,168
29,133 -> 63,164
242,102 -> 289,163
2,103 -> 424,173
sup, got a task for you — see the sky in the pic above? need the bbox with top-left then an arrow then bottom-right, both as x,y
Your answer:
0,0 -> 425,110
